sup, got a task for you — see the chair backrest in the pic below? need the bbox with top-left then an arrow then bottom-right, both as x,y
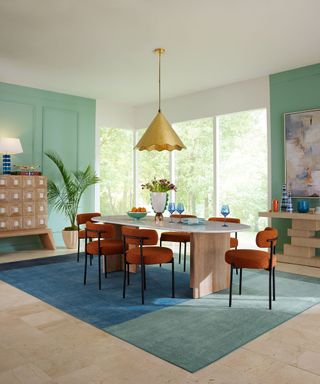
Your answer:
208,217 -> 240,224
256,227 -> 278,248
171,214 -> 197,219
77,212 -> 101,226
85,221 -> 115,239
122,226 -> 158,246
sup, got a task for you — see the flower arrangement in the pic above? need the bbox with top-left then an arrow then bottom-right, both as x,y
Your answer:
141,177 -> 177,192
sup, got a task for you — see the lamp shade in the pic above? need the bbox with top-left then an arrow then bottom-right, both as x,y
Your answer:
135,112 -> 186,151
135,48 -> 186,152
0,138 -> 23,154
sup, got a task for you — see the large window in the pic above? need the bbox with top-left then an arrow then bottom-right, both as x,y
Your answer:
99,109 -> 268,246
217,109 -> 268,245
173,118 -> 214,217
99,127 -> 133,214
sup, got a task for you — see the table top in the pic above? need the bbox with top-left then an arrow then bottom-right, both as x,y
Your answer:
259,211 -> 320,221
92,215 -> 250,233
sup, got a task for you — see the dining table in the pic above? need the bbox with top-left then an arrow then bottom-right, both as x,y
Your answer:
92,215 -> 250,298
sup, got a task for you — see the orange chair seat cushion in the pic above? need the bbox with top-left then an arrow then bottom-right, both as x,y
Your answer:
86,239 -> 123,255
230,237 -> 238,249
126,247 -> 173,265
160,232 -> 190,243
225,249 -> 277,269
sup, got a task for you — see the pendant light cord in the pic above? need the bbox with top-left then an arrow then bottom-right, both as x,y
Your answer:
158,50 -> 161,113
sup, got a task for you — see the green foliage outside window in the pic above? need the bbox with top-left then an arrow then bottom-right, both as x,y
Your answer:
100,127 -> 133,214
217,109 -> 268,231
174,118 -> 214,218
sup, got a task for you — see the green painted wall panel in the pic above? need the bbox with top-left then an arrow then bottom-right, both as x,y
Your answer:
0,82 -> 96,252
270,62 -> 320,251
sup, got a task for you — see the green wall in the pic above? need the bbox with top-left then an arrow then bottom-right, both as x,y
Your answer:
0,82 -> 96,251
270,63 -> 320,251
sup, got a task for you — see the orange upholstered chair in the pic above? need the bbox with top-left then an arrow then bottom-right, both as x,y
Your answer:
84,222 -> 123,290
122,226 -> 175,304
160,214 -> 196,272
208,217 -> 240,249
76,212 -> 101,262
225,227 -> 278,310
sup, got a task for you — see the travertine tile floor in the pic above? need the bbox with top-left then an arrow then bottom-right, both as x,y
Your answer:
0,249 -> 319,384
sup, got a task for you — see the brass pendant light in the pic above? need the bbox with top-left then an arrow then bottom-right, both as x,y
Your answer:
135,48 -> 186,151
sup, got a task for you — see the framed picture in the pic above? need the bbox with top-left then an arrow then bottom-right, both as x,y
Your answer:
285,108 -> 320,197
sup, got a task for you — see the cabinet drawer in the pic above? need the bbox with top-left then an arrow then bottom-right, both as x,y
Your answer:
23,202 -> 35,216
22,176 -> 35,188
35,215 -> 47,228
35,189 -> 47,201
0,204 -> 10,216
8,217 -> 22,230
35,202 -> 47,214
9,189 -> 22,202
35,176 -> 47,188
23,189 -> 35,201
9,203 -> 22,216
0,176 -> 10,188
0,217 -> 10,231
23,216 -> 35,229
0,190 -> 10,202
8,176 -> 22,188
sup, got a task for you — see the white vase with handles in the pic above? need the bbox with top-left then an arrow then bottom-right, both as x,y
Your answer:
151,192 -> 168,222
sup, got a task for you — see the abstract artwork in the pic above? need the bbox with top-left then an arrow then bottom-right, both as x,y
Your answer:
285,109 -> 320,197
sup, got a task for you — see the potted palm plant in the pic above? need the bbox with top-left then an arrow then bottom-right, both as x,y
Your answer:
45,151 -> 99,249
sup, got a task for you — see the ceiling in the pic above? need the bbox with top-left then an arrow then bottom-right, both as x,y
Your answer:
1,0 -> 320,106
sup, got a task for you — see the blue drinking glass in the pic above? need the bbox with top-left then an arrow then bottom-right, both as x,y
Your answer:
168,202 -> 176,222
176,202 -> 185,222
220,204 -> 230,227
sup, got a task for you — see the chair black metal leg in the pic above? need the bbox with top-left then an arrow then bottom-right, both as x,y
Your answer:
89,238 -> 93,266
159,240 -> 162,267
183,242 -> 187,272
123,262 -> 126,298
172,259 -> 175,298
178,242 -> 181,264
84,252 -> 88,285
236,268 -> 238,275
144,265 -> 146,290
239,268 -> 242,295
98,254 -> 101,290
273,267 -> 276,301
127,263 -> 130,285
229,265 -> 233,307
141,264 -> 145,305
104,255 -> 107,278
77,238 -> 80,262
269,267 -> 272,310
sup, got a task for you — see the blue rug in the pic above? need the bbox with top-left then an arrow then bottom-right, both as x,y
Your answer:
0,254 -> 319,372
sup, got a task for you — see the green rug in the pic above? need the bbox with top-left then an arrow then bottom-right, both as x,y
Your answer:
106,269 -> 320,372
0,255 -> 319,372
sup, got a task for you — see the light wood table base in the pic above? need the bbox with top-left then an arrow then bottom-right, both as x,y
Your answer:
190,232 -> 230,298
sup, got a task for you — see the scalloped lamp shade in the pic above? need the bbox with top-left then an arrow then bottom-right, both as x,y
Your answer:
135,112 -> 186,151
0,138 -> 23,174
135,48 -> 186,152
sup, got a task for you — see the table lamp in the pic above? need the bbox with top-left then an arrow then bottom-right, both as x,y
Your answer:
0,138 -> 23,174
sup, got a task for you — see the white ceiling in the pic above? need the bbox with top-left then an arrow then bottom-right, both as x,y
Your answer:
0,0 -> 320,106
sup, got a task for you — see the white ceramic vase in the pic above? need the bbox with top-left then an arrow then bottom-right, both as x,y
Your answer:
62,230 -> 78,249
151,192 -> 168,222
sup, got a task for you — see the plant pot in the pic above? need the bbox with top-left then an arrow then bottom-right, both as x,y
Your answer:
62,230 -> 78,249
